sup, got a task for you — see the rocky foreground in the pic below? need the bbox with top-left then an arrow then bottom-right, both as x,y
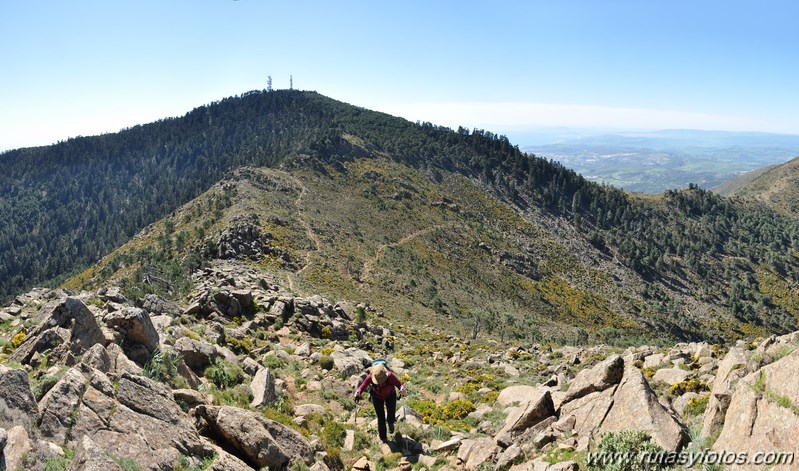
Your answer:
1,262 -> 798,470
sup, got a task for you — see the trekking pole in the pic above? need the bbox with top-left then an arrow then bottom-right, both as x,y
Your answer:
351,392 -> 361,424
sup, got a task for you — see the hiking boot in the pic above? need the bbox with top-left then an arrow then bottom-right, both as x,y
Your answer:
388,423 -> 395,434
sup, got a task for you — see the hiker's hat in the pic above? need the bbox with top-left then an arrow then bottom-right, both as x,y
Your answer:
371,363 -> 388,384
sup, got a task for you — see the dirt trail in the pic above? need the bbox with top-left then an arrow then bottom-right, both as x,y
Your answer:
361,224 -> 453,281
286,176 -> 322,291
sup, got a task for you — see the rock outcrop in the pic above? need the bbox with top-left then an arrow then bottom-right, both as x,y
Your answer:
2,262 -> 799,470
712,349 -> 799,469
598,364 -> 686,451
194,405 -> 314,469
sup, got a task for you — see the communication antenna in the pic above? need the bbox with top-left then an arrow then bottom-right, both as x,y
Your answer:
267,75 -> 273,92
290,75 -> 293,90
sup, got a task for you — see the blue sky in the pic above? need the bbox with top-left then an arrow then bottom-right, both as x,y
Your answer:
1,0 -> 798,151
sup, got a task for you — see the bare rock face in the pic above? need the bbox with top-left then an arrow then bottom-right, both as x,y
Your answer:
562,354 -> 624,403
116,373 -> 185,424
651,367 -> 691,388
73,370 -> 212,470
495,389 -> 555,446
11,297 -> 105,365
0,365 -> 39,428
138,293 -> 181,317
701,346 -> 747,439
599,364 -> 686,451
496,385 -> 543,407
2,425 -> 31,471
249,367 -> 277,408
194,405 -> 313,469
712,349 -> 799,467
330,348 -> 372,379
174,337 -> 219,372
104,307 -> 160,353
81,343 -> 111,373
558,386 -> 617,442
67,435 -> 124,471
106,342 -> 143,376
38,367 -> 88,444
457,437 -> 497,469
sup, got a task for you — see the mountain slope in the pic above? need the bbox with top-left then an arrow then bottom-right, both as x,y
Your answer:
66,146 -> 799,343
5,90 -> 799,342
713,156 -> 799,216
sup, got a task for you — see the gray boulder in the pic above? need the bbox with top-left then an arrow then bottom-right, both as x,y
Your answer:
495,389 -> 555,446
562,354 -> 624,403
38,367 -> 88,443
496,385 -> 543,407
67,435 -> 124,471
249,367 -> 277,408
0,365 -> 39,428
599,364 -> 686,451
174,337 -> 219,372
81,343 -> 111,373
330,348 -> 371,379
558,386 -> 616,442
11,297 -> 105,365
194,405 -> 313,469
2,426 -> 31,471
457,437 -> 497,469
105,307 -> 160,353
701,346 -> 747,439
138,294 -> 180,316
651,367 -> 691,388
73,372 -> 212,470
713,348 -> 799,461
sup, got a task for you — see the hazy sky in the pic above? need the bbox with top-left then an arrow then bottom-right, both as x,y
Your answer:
2,0 -> 798,151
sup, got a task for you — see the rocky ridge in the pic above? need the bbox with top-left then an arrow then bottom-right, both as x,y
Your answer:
1,261 -> 798,470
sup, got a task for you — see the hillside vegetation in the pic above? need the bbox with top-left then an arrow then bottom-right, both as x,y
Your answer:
4,90 -> 799,342
713,156 -> 799,216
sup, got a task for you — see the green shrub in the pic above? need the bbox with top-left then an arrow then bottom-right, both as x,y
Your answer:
226,336 -> 254,355
143,349 -> 178,385
201,382 -> 251,408
33,370 -> 66,401
319,355 -> 334,371
262,354 -> 287,370
324,447 -> 344,471
588,430 -> 665,471
113,457 -> 142,471
406,398 -> 476,431
321,420 -> 347,448
183,329 -> 201,341
320,326 -> 331,339
354,305 -> 367,323
44,448 -> 75,471
683,394 -> 709,416
204,358 -> 244,389
172,453 -> 217,471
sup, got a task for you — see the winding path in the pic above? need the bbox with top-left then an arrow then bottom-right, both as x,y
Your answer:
361,224 -> 454,281
286,176 -> 322,291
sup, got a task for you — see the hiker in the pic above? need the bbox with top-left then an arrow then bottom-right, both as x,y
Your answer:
353,362 -> 404,442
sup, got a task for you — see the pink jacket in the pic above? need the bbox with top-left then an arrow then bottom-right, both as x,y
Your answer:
356,371 -> 402,400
